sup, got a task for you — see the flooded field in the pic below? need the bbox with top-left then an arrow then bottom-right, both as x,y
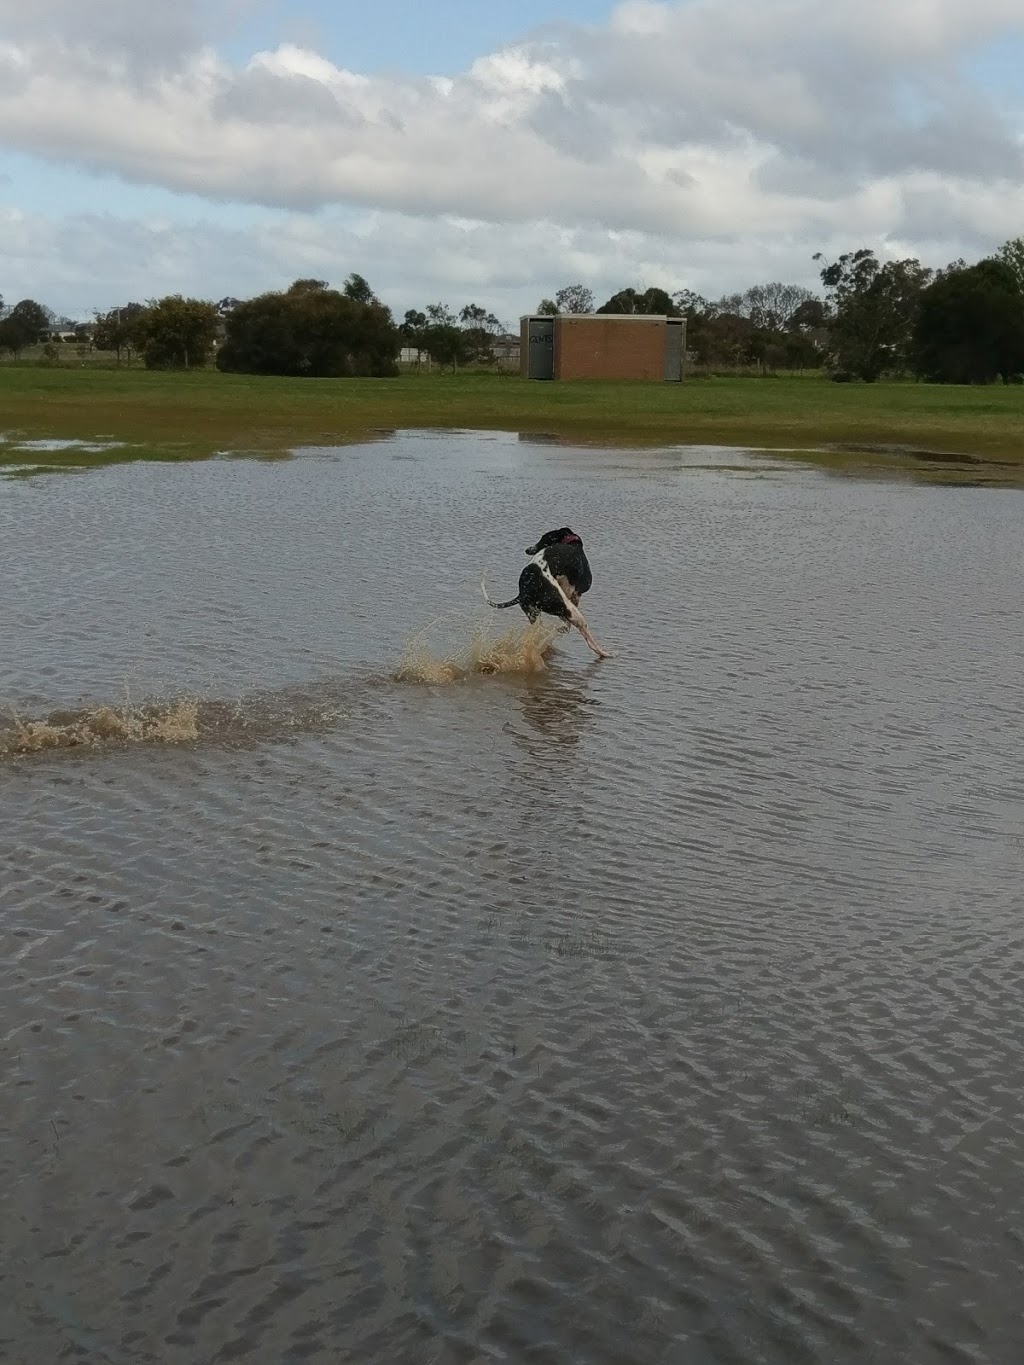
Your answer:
2,431 -> 1023,1363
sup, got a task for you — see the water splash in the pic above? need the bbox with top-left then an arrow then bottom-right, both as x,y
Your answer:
0,680 -> 358,762
394,618 -> 561,683
0,621 -> 563,760
1,699 -> 200,756
1,701 -> 198,755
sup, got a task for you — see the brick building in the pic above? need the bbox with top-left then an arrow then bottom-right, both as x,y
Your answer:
520,314 -> 686,381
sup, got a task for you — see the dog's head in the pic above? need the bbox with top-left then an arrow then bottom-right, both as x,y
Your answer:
526,527 -> 582,555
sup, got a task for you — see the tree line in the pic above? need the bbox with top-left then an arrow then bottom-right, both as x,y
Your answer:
0,276 -> 502,377
531,237 -> 1024,382
2,234 -> 1023,383
815,239 -> 1024,383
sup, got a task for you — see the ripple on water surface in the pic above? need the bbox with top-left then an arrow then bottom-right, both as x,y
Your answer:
2,432 -> 1023,1364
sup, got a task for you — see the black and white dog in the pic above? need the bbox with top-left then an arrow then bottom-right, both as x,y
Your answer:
482,527 -> 610,658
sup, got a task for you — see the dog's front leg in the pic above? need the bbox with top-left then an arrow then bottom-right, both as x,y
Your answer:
555,575 -> 581,607
553,576 -> 576,632
540,564 -> 611,658
573,615 -> 612,659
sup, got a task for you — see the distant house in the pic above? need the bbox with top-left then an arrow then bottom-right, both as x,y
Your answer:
491,333 -> 521,369
399,334 -> 521,371
520,314 -> 686,381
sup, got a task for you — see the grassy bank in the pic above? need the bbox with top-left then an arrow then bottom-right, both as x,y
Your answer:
2,367 -> 1022,482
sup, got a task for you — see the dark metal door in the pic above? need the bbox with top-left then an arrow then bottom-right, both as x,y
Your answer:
664,319 -> 685,381
527,317 -> 554,380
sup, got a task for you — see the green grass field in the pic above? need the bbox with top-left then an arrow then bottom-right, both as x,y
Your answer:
2,366 -> 1022,482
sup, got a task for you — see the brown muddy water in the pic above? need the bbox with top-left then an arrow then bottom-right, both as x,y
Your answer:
2,431 -> 1023,1364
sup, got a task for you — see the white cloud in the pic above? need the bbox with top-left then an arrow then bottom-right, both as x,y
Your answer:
0,0 -> 1022,313
5,195 -> 1024,324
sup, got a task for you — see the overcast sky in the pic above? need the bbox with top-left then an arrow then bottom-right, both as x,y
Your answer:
1,0 -> 1022,321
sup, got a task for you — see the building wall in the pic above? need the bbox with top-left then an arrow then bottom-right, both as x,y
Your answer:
554,316 -> 667,381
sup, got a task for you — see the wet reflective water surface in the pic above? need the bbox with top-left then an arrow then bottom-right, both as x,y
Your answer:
2,432 -> 1023,1364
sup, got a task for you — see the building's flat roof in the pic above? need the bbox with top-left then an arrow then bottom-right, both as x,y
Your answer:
521,313 -> 673,322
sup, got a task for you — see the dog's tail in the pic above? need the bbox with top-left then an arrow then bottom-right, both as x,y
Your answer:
480,573 -> 519,610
